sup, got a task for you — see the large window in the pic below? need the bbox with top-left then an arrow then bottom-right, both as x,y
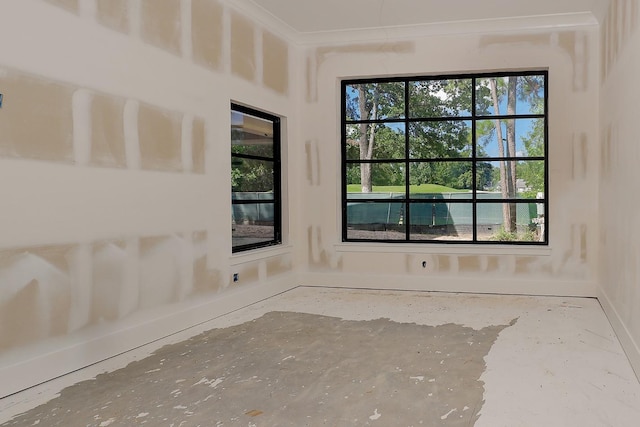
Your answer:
231,104 -> 281,252
342,72 -> 548,244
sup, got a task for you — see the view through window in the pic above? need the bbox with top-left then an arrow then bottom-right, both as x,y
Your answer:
342,72 -> 548,244
231,104 -> 281,252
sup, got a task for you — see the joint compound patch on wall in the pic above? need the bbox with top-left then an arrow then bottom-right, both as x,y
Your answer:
96,0 -> 130,34
305,139 -> 320,185
0,70 -> 75,163
307,42 -> 415,103
1,312 -> 517,426
42,0 -> 79,14
140,0 -> 182,56
571,133 -> 589,181
0,245 -> 75,352
90,92 -> 127,168
230,11 -> 255,82
192,116 -> 206,173
262,31 -> 289,95
602,0 -> 639,81
479,31 -> 590,92
0,231 -> 224,355
137,102 -> 183,172
601,122 -> 616,180
191,0 -> 223,71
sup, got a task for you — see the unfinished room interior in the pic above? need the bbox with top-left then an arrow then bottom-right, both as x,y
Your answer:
1,0 -> 640,425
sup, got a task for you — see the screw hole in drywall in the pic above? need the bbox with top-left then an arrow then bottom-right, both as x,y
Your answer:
421,261 -> 427,269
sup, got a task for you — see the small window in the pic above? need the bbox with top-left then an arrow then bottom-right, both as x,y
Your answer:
231,104 -> 281,252
342,72 -> 548,244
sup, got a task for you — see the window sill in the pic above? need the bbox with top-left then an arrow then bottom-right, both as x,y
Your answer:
334,242 -> 552,256
230,244 -> 294,265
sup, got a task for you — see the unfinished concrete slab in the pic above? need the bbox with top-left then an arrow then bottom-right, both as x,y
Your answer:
1,287 -> 639,426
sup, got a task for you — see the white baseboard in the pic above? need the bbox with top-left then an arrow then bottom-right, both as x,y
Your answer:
597,287 -> 640,382
0,276 -> 299,399
300,271 -> 598,297
0,270 -> 602,399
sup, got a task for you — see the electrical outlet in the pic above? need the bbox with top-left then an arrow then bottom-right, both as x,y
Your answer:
233,273 -> 239,282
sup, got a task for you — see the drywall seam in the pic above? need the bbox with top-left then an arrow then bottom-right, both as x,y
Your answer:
123,99 -> 141,169
78,0 -> 97,21
129,0 -> 142,38
72,89 -> 92,166
181,113 -> 194,172
255,27 -> 264,86
180,0 -> 192,61
222,4 -> 231,74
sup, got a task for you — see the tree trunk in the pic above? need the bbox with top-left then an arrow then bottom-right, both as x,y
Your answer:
489,79 -> 512,232
506,77 -> 518,232
358,85 -> 378,193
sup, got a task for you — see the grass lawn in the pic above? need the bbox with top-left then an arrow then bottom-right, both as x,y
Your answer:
346,184 -> 466,193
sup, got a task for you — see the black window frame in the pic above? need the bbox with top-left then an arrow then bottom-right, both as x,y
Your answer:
341,71 -> 549,245
231,103 -> 282,253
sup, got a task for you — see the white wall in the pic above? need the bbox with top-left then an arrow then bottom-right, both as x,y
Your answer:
298,19 -> 601,297
0,0 -> 301,398
598,0 -> 640,378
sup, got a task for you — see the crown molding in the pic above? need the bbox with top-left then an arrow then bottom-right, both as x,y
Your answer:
220,2 -> 598,48
220,0 -> 299,44
295,12 -> 599,46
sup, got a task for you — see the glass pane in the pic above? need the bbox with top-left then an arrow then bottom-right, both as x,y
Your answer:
346,123 -> 405,160
231,158 -> 274,192
475,75 -> 545,116
232,202 -> 275,248
475,161 -> 496,192
231,110 -> 274,158
476,118 -> 544,158
475,160 -> 545,199
476,202 -> 544,242
409,120 -> 471,159
409,161 -> 473,193
346,202 -> 406,240
409,79 -> 472,118
346,163 -> 406,197
345,82 -> 405,121
409,202 -> 473,241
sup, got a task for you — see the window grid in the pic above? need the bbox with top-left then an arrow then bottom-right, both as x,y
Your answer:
231,103 -> 282,253
341,71 -> 548,245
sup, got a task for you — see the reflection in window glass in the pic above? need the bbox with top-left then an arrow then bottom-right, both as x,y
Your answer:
231,104 -> 281,253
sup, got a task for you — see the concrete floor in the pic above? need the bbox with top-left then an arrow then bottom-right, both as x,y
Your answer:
1,287 -> 640,426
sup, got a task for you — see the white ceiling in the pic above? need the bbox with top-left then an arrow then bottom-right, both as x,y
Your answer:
247,0 -> 610,34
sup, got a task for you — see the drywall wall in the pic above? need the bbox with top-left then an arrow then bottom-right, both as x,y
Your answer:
0,0 -> 299,397
598,0 -> 640,378
299,21 -> 601,296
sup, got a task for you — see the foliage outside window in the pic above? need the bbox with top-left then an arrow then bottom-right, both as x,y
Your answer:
342,72 -> 548,244
231,104 -> 281,252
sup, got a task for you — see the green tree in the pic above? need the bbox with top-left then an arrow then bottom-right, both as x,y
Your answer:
483,75 -> 544,232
